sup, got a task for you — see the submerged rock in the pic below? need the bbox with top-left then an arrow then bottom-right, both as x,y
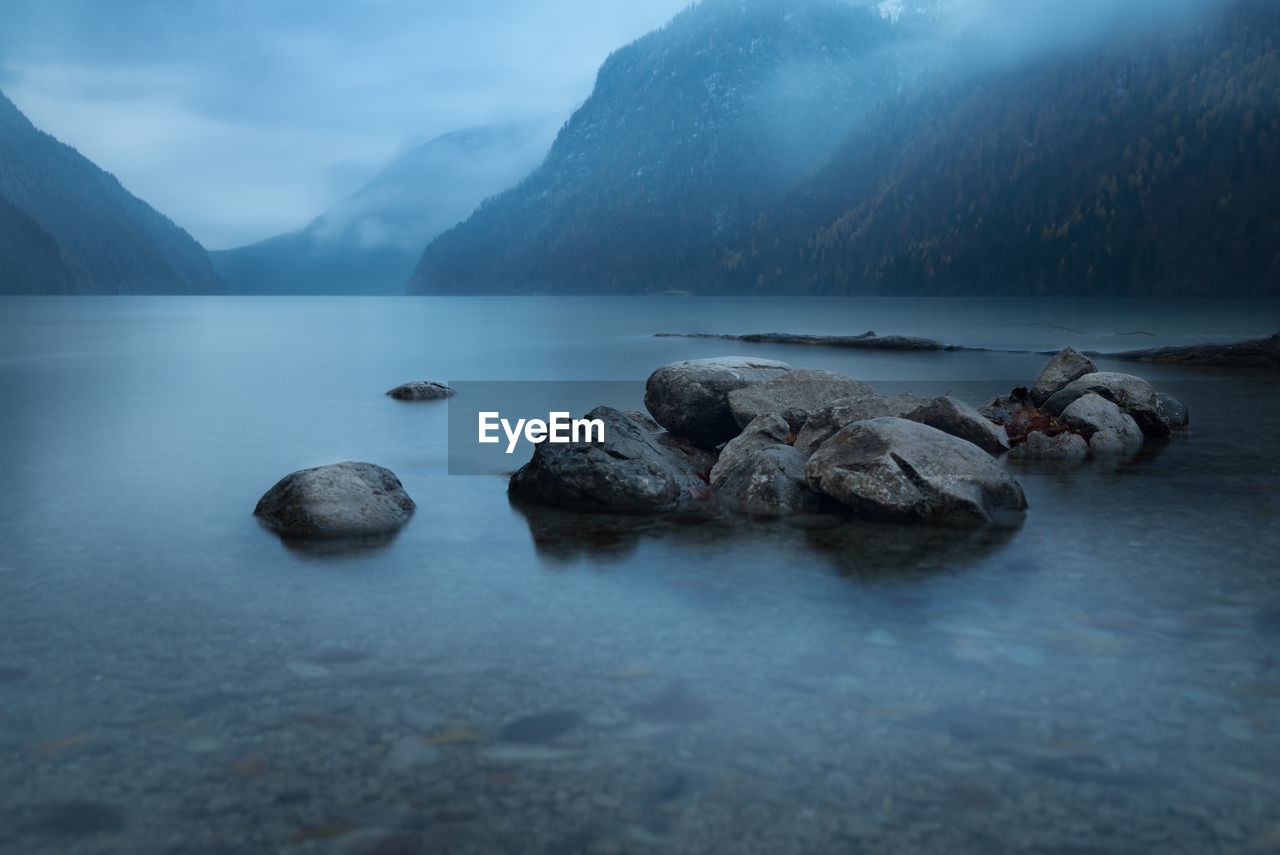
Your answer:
710,413 -> 824,514
1030,347 -> 1097,406
386,380 -> 454,400
805,417 -> 1027,525
1006,430 -> 1088,462
904,396 -> 1010,455
1042,371 -> 1169,437
508,406 -> 711,513
254,461 -> 415,538
793,392 -> 925,456
727,369 -> 874,433
643,356 -> 791,448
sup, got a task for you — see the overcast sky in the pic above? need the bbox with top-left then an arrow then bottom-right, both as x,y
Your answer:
0,0 -> 690,249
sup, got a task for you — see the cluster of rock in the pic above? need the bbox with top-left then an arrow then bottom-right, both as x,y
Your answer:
509,351 -> 1189,526
509,357 -> 1030,526
980,347 -> 1188,462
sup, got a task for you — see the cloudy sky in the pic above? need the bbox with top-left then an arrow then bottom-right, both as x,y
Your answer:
0,0 -> 690,249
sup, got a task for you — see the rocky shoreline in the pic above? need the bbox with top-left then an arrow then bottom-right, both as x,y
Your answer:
657,330 -> 1280,368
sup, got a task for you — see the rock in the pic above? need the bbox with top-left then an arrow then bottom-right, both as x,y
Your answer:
1058,393 -> 1145,456
1111,331 -> 1280,368
1006,430 -> 1089,462
727,369 -> 874,433
1042,372 -> 1169,437
1029,347 -> 1097,405
1156,392 -> 1190,428
254,462 -> 415,538
977,391 -> 1028,425
643,356 -> 791,448
805,417 -> 1028,525
903,396 -> 1010,455
793,393 -> 924,456
709,414 -> 825,514
386,380 -> 454,400
508,406 -> 712,512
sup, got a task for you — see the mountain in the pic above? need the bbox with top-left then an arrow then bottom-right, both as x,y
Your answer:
409,0 -> 1279,297
409,0 -> 921,295
212,119 -> 559,294
0,89 -> 223,295
729,0 -> 1280,296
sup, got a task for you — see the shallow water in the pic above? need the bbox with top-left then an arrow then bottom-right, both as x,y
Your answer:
1,296 -> 1279,854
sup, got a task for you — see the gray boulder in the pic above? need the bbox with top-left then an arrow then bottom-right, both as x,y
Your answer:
793,392 -> 924,456
386,380 -> 454,401
727,369 -> 874,433
1155,392 -> 1190,428
509,406 -> 712,513
644,357 -> 791,448
1030,348 -> 1097,405
805,418 -> 1028,525
1042,372 -> 1169,437
710,414 -> 824,514
254,461 -> 415,538
1006,430 -> 1089,462
904,396 -> 1011,455
1059,393 -> 1144,456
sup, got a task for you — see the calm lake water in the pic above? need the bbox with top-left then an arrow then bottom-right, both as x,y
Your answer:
1,296 -> 1279,854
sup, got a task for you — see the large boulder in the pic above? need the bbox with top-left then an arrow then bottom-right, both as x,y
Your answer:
805,418 -> 1028,525
1042,372 -> 1169,437
386,380 -> 454,400
1006,431 -> 1088,462
1030,348 -> 1097,405
710,413 -> 824,514
793,393 -> 924,456
903,396 -> 1010,456
254,461 -> 415,538
644,357 -> 791,448
727,369 -> 874,433
508,406 -> 713,513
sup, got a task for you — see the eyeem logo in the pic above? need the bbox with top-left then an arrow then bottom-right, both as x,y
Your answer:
478,411 -> 605,454
447,380 -> 644,475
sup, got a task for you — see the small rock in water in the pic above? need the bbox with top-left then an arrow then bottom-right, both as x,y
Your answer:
499,710 -> 581,743
386,380 -> 454,401
254,461 -> 415,538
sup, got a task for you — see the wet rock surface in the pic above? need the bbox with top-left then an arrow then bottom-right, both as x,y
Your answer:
1006,429 -> 1089,462
385,380 -> 454,401
644,356 -> 792,448
793,392 -> 925,457
727,369 -> 874,433
904,395 -> 1011,456
1029,347 -> 1097,406
1043,371 -> 1169,437
1060,393 -> 1145,456
805,418 -> 1028,525
709,414 -> 824,515
253,461 -> 415,538
509,406 -> 711,512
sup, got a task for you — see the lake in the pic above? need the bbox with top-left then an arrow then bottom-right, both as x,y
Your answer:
1,296 -> 1279,854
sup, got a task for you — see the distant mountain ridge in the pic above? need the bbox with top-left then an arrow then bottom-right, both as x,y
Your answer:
409,0 -> 922,295
408,0 -> 1279,297
0,89 -> 223,295
212,118 -> 559,294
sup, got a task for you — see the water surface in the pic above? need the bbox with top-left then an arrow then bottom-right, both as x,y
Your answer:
1,297 -> 1279,854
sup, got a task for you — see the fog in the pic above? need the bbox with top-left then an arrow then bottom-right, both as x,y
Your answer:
0,0 -> 1239,250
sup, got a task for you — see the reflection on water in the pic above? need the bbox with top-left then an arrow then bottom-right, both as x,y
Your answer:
0,297 -> 1278,854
